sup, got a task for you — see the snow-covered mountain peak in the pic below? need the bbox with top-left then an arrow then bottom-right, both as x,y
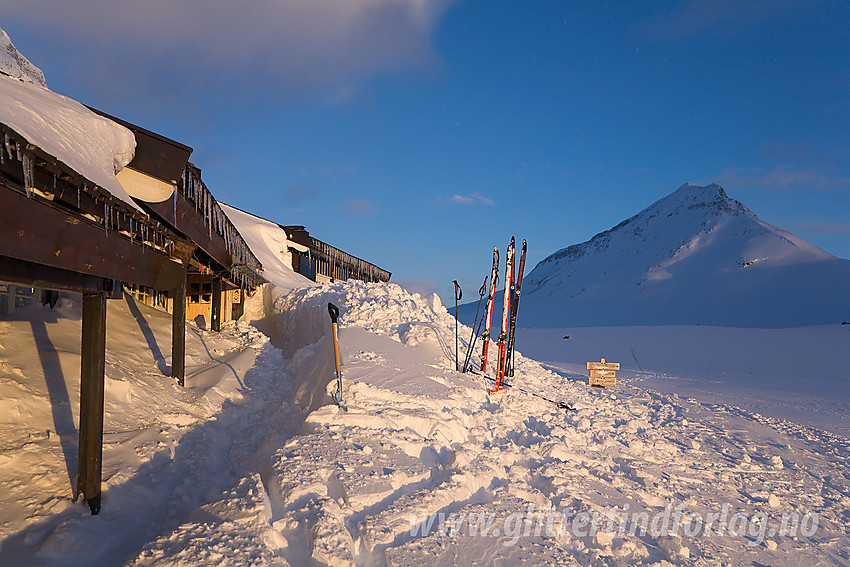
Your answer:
660,182 -> 748,216
0,27 -> 47,87
519,183 -> 850,327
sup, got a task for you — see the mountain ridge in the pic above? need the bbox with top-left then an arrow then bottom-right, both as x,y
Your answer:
497,183 -> 849,328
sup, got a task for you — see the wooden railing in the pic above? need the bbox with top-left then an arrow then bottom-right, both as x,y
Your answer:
303,236 -> 391,283
178,164 -> 265,289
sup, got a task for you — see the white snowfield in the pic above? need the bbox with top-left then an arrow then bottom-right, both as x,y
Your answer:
1,281 -> 848,566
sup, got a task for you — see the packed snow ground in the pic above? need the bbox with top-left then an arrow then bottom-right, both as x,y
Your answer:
517,325 -> 850,438
1,281 -> 849,566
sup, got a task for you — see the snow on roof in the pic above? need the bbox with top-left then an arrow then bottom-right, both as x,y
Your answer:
0,27 -> 141,211
220,203 -> 315,291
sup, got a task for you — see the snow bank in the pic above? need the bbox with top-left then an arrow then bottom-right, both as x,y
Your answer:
2,280 -> 848,566
0,26 -> 140,211
0,295 -> 293,565
243,282 -> 850,565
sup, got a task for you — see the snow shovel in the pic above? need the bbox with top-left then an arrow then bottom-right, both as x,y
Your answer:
328,303 -> 343,405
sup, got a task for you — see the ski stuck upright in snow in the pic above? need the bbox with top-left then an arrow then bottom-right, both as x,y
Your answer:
505,238 -> 527,378
491,237 -> 515,394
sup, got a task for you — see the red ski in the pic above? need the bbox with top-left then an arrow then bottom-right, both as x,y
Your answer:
491,237 -> 515,394
480,247 -> 499,373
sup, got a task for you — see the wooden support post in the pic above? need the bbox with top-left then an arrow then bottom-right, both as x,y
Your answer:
172,267 -> 186,386
211,277 -> 222,332
77,293 -> 106,515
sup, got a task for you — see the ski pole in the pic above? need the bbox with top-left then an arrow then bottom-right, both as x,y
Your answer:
462,277 -> 488,373
481,374 -> 577,411
328,303 -> 343,404
453,280 -> 462,371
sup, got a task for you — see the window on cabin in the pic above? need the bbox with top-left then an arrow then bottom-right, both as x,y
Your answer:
15,287 -> 35,308
188,282 -> 212,304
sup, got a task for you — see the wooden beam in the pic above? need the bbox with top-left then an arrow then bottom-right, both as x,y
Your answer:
211,277 -> 222,332
172,268 -> 187,386
144,189 -> 232,271
77,293 -> 106,515
0,186 -> 187,290
0,255 -> 111,294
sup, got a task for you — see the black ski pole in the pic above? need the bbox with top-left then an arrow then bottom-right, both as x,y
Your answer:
481,375 -> 577,411
453,280 -> 462,371
462,277 -> 488,373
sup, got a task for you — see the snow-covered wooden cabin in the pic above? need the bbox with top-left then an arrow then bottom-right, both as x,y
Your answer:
89,111 -> 265,327
0,30 -> 264,515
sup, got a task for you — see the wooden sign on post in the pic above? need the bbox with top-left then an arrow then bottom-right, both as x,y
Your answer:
587,358 -> 619,387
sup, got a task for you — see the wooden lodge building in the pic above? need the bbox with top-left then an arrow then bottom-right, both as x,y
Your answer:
0,82 -> 387,515
284,225 -> 391,284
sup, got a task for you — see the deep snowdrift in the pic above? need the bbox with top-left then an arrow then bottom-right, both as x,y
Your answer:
2,281 -> 848,566
517,183 -> 850,327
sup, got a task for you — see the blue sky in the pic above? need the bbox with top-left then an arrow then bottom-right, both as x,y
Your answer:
2,1 -> 848,303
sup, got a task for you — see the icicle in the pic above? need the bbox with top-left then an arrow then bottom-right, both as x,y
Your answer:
15,141 -> 22,162
4,131 -> 12,160
104,204 -> 109,236
77,187 -> 80,209
53,172 -> 57,190
21,150 -> 34,198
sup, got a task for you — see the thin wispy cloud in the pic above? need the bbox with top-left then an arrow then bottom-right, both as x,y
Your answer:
436,192 -> 496,207
641,0 -> 805,39
340,199 -> 377,215
284,180 -> 321,206
705,166 -> 850,193
788,222 -> 850,235
3,0 -> 453,106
